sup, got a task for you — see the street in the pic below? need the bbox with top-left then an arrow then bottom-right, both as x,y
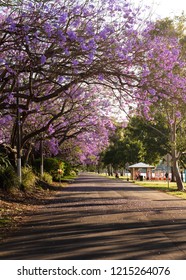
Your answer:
1,173 -> 186,260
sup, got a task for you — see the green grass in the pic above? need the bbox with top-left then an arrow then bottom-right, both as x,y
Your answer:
101,173 -> 186,200
61,175 -> 77,181
135,181 -> 186,199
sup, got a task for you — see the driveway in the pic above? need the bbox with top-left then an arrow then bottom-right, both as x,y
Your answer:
1,173 -> 186,260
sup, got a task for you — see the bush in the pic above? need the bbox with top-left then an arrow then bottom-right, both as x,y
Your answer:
63,162 -> 78,177
52,161 -> 65,181
70,170 -> 77,177
33,158 -> 65,181
21,166 -> 37,190
0,152 -> 11,172
43,158 -> 60,173
0,166 -> 19,190
41,172 -> 53,184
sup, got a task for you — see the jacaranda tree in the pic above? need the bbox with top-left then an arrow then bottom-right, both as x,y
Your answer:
136,18 -> 186,191
2,1 -> 186,192
0,0 -> 149,165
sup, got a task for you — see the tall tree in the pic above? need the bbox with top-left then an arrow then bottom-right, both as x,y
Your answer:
136,17 -> 186,191
0,0 -> 150,165
102,125 -> 145,170
126,114 -> 169,165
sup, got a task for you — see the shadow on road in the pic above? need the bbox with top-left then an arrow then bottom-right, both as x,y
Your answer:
1,173 -> 186,260
1,211 -> 186,260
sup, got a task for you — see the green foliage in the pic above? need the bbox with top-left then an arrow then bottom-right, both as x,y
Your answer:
0,153 -> 11,172
102,136 -> 144,169
52,172 -> 62,182
33,158 -> 78,181
0,166 -> 19,190
21,166 -> 37,190
63,162 -> 70,176
70,170 -> 77,176
52,160 -> 65,182
41,172 -> 53,184
34,158 -> 66,181
150,18 -> 177,38
64,161 -> 76,176
126,115 -> 169,164
102,114 -> 169,169
33,158 -> 41,173
43,158 -> 60,174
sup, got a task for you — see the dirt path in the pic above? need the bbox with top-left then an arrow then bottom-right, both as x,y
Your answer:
1,173 -> 186,260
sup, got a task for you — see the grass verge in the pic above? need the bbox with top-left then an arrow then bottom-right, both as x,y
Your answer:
132,181 -> 186,200
100,173 -> 186,200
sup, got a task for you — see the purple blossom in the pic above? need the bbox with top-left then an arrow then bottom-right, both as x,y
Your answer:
5,64 -> 16,75
86,24 -> 94,36
46,138 -> 59,156
67,30 -> 77,41
175,111 -> 181,119
57,29 -> 66,42
48,124 -> 55,135
40,54 -> 46,65
169,119 -> 174,125
99,29 -> 107,40
81,44 -> 89,51
98,74 -> 104,81
72,59 -> 79,66
44,23 -> 52,37
58,76 -> 64,83
86,52 -> 94,64
0,58 -> 6,64
58,13 -> 68,24
8,22 -> 16,32
64,48 -> 70,56
149,88 -> 156,95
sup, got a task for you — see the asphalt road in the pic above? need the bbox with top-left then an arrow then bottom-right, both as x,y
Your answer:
1,173 -> 186,260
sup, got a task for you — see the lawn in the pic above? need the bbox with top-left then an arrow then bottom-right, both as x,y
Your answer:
101,173 -> 186,200
132,180 -> 186,200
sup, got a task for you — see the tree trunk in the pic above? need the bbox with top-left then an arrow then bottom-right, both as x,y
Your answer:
172,151 -> 185,191
171,166 -> 176,182
170,121 -> 185,191
24,143 -> 33,166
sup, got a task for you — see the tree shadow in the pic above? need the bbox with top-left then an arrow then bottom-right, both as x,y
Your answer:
1,213 -> 186,260
1,174 -> 186,260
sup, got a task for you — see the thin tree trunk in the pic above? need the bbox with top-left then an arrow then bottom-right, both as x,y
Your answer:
171,121 -> 185,191
172,154 -> 184,191
171,166 -> 175,182
24,143 -> 33,166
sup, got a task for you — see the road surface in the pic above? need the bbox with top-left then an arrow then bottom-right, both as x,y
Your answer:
1,173 -> 186,260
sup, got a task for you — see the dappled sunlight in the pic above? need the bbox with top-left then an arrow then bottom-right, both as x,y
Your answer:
1,174 -> 186,260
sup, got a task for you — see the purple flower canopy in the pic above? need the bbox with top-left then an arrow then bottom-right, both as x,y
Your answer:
1,0 -> 186,171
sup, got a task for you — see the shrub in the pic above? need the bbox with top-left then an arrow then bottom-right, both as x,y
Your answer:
33,158 -> 65,181
52,172 -> 62,182
63,162 -> 71,176
70,170 -> 77,177
0,153 -> 11,172
63,162 -> 78,177
43,158 -> 60,173
41,172 -> 53,184
0,166 -> 19,190
21,166 -> 37,190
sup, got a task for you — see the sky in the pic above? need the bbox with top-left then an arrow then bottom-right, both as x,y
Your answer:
141,0 -> 186,19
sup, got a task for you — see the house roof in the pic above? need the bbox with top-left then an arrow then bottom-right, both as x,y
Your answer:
129,162 -> 154,168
